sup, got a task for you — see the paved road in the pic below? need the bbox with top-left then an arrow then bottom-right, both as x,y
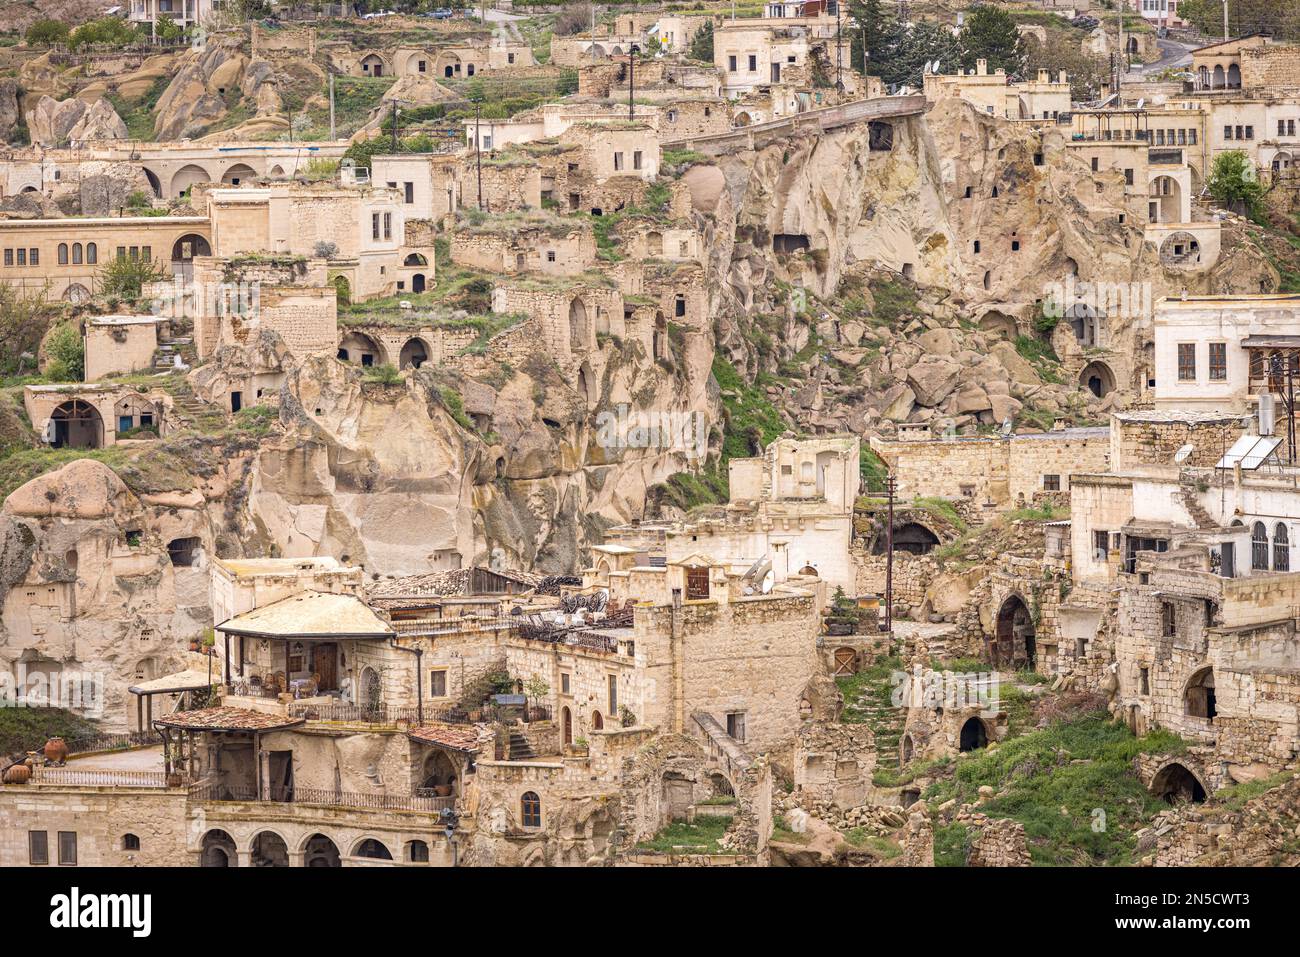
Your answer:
1131,36 -> 1199,77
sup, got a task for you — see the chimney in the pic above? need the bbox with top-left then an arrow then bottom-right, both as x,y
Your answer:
1038,69 -> 1049,83
977,58 -> 987,75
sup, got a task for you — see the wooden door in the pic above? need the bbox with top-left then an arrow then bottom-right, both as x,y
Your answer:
313,643 -> 337,691
833,647 -> 857,676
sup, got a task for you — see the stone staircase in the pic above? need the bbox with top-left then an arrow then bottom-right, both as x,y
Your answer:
1176,479 -> 1220,530
153,318 -> 198,372
506,730 -> 536,761
858,695 -> 906,772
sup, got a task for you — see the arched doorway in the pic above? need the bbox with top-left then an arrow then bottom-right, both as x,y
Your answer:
1227,63 -> 1241,88
333,275 -> 351,306
1212,64 -> 1225,89
734,111 -> 752,128
359,666 -> 382,712
411,273 -> 426,293
399,337 -> 430,369
221,163 -> 257,187
892,522 -> 941,555
200,829 -> 237,867
170,164 -> 211,198
250,831 -> 289,867
50,400 -> 103,449
303,834 -> 341,867
568,297 -> 588,350
360,54 -> 385,77
353,838 -> 393,861
1080,360 -> 1116,399
338,332 -> 385,367
591,711 -> 604,731
993,594 -> 1036,669
63,283 -> 91,304
1184,667 -> 1216,720
978,311 -> 1017,340
1149,174 -> 1182,223
1151,762 -> 1206,804
420,750 -> 458,797
143,168 -> 162,198
171,234 -> 211,271
562,706 -> 573,745
959,717 -> 987,752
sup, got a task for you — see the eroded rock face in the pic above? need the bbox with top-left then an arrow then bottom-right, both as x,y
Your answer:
26,96 -> 128,146
0,78 -> 20,144
0,460 -> 213,731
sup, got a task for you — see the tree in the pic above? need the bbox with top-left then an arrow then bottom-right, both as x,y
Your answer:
0,283 -> 53,376
846,0 -> 899,73
25,20 -> 70,48
1178,0 -> 1300,42
688,19 -> 714,63
554,2 -> 593,37
97,255 -> 169,303
959,4 -> 1024,76
69,16 -> 143,51
1022,30 -> 1108,102
1206,149 -> 1266,219
880,21 -> 960,89
44,323 -> 84,382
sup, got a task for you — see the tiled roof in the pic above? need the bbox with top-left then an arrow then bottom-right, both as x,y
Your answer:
367,566 -> 544,599
407,723 -> 486,752
155,707 -> 305,732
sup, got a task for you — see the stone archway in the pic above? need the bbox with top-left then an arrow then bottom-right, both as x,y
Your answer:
399,337 -> 430,369
1159,231 -> 1202,267
1151,762 -> 1207,804
353,837 -> 393,860
200,829 -> 237,867
50,400 -> 103,449
1184,667 -> 1216,720
221,163 -> 258,186
250,830 -> 289,867
568,297 -> 589,350
892,522 -> 940,555
302,833 -> 341,867
338,332 -> 385,367
170,164 -> 211,198
1080,360 -> 1116,398
171,233 -> 211,263
420,750 -> 458,796
993,594 -> 1036,669
977,310 -> 1017,340
959,717 -> 988,752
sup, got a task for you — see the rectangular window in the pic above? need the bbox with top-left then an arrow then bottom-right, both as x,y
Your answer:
1188,129 -> 1197,144
1279,120 -> 1286,137
29,248 -> 38,265
29,831 -> 48,865
633,150 -> 642,171
15,248 -> 24,266
1177,342 -> 1196,381
3,249 -> 11,267
1043,474 -> 1061,492
383,212 -> 392,240
141,246 -> 150,261
1162,601 -> 1176,638
613,152 -> 623,171
1091,157 -> 1099,172
1139,667 -> 1150,695
726,711 -> 746,743
1093,529 -> 1109,560
748,55 -> 757,71
372,212 -> 380,240
57,831 -> 76,866
1208,342 -> 1227,380
728,55 -> 737,72
560,672 -> 571,695
1224,125 -> 1233,140
608,674 -> 617,714
117,246 -> 126,260
429,669 -> 447,697
404,182 -> 414,204
1245,125 -> 1254,140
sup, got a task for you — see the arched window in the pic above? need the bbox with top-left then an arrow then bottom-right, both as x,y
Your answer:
521,791 -> 541,828
591,710 -> 603,730
71,243 -> 83,265
1275,523 -> 1290,572
1252,522 -> 1269,570
86,242 -> 97,265
122,834 -> 140,851
405,840 -> 429,863
58,243 -> 68,265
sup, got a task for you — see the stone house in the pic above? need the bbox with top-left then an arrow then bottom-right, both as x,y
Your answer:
83,315 -> 166,382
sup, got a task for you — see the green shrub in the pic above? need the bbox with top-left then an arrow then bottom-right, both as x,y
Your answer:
44,323 -> 84,382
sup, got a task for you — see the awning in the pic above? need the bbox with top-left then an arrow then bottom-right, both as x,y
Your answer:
129,669 -> 214,697
407,724 -> 485,753
154,707 -> 304,733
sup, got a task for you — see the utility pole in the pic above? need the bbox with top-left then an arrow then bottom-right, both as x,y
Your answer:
1224,0 -> 1230,41
329,73 -> 336,140
629,46 -> 635,121
1118,3 -> 1125,76
390,100 -> 399,152
836,1 -> 842,95
883,472 -> 895,634
475,102 -> 483,210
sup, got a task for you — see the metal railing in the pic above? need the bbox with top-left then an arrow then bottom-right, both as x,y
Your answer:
189,781 -> 454,812
288,701 -> 424,724
7,729 -> 160,761
30,766 -> 181,789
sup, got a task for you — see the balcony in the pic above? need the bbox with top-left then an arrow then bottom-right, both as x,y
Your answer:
189,780 -> 455,813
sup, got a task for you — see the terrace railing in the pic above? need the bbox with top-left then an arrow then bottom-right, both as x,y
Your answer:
30,766 -> 181,789
189,781 -> 454,813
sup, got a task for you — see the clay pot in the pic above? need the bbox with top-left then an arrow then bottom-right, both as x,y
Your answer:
3,764 -> 31,785
433,784 -> 453,797
43,737 -> 68,765
166,772 -> 184,788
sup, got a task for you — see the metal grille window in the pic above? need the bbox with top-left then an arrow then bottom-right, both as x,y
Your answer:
1252,522 -> 1269,570
1043,474 -> 1061,492
29,831 -> 48,865
1177,342 -> 1196,380
1208,342 -> 1227,380
58,831 -> 77,866
1275,523 -> 1290,572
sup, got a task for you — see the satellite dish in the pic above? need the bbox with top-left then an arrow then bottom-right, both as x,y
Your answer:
1001,418 -> 1014,436
760,569 -> 775,594
1173,443 -> 1194,464
933,60 -> 941,75
1136,98 -> 1145,110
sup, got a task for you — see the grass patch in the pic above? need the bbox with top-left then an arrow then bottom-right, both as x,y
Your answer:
636,815 -> 732,853
711,355 -> 788,461
841,829 -> 903,858
923,713 -> 1190,865
867,277 -> 918,326
1213,770 -> 1296,811
0,707 -> 100,756
1013,335 -> 1063,384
